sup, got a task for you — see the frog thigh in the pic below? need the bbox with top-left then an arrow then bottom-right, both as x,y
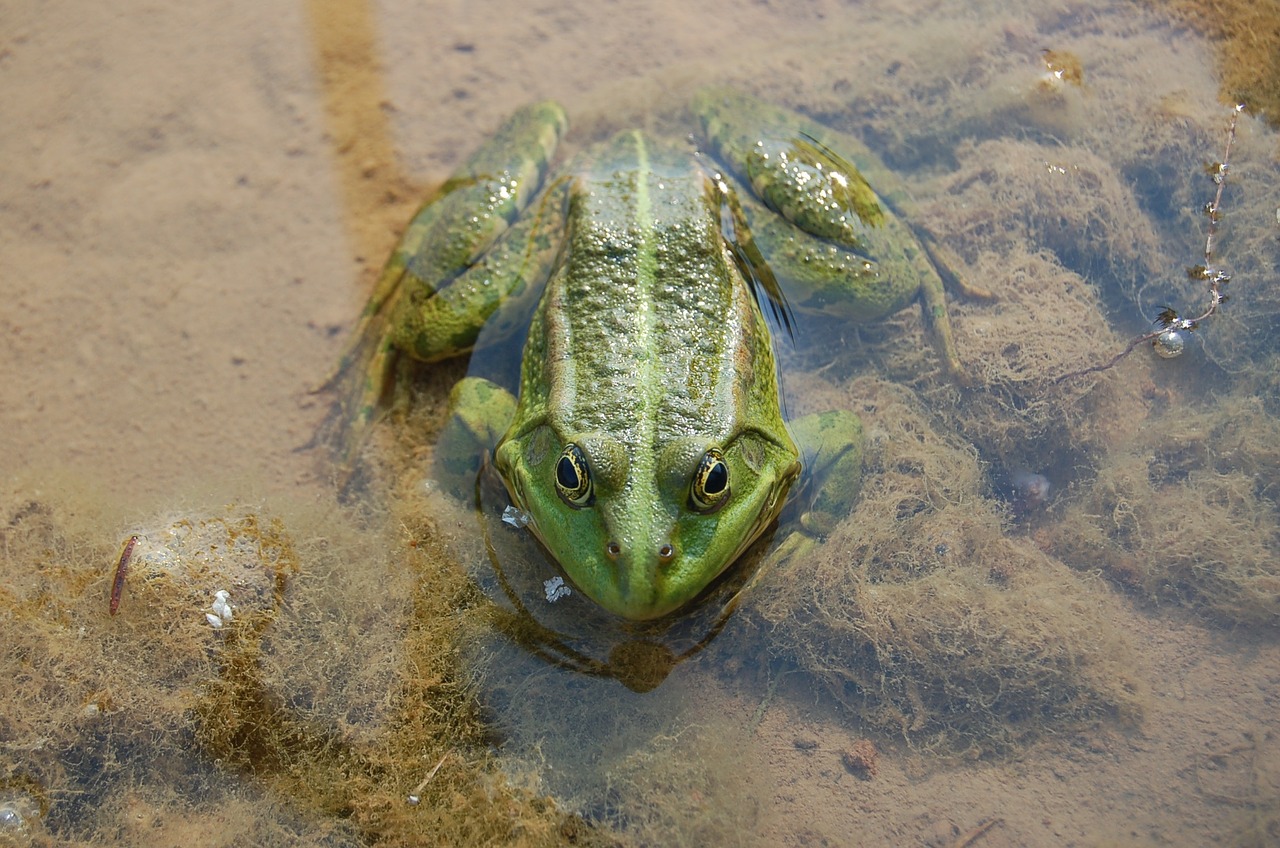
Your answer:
383,101 -> 568,310
789,409 -> 864,538
391,179 -> 568,363
320,103 -> 566,464
339,101 -> 567,373
734,187 -> 968,382
435,377 -> 517,498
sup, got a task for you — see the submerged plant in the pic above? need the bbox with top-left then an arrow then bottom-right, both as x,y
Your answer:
1056,104 -> 1246,382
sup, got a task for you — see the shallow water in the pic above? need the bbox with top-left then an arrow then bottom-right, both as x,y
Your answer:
3,0 -> 1280,845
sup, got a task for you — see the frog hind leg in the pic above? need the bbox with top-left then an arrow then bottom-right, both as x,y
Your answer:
698,89 -> 992,382
731,188 -> 973,383
389,176 -> 570,365
315,102 -> 568,466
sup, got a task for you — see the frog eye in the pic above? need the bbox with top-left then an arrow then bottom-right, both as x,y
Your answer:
555,444 -> 593,507
690,448 -> 730,512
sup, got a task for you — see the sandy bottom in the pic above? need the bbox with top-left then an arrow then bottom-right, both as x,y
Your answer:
2,0 -> 1279,845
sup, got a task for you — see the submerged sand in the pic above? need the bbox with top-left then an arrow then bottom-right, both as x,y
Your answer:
2,0 -> 1279,845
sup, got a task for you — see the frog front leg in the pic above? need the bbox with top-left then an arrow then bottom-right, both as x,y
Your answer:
434,377 -> 517,498
320,102 -> 568,463
767,409 -> 864,568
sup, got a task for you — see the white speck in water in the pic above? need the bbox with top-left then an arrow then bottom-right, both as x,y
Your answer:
502,505 -> 530,528
0,806 -> 23,830
544,576 -> 571,603
206,589 -> 234,628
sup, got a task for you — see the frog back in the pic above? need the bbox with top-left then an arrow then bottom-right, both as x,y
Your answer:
493,130 -> 801,620
515,130 -> 785,451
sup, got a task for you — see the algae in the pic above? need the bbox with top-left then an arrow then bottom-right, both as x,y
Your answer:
741,378 -> 1145,756
882,243 -> 1144,472
1048,395 -> 1280,628
1147,0 -> 1280,127
466,647 -> 773,848
0,481 -> 620,847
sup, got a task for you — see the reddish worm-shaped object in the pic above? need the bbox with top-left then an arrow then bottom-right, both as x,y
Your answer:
110,535 -> 139,616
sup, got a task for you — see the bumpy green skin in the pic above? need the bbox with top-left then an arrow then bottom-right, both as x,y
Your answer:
695,88 -> 974,379
492,130 -> 802,619
321,102 -> 568,457
331,91 -> 971,620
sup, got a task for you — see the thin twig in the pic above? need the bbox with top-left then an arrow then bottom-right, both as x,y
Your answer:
406,751 -> 452,804
951,816 -> 1004,848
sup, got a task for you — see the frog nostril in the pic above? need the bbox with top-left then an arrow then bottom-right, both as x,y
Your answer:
658,544 -> 675,563
606,541 -> 621,559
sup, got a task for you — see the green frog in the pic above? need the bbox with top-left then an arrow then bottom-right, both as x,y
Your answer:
327,89 -> 983,621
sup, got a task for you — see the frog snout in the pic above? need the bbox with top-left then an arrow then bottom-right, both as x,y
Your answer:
589,533 -> 692,620
603,540 -> 678,566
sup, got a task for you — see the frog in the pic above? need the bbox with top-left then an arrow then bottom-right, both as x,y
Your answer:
325,88 -> 986,621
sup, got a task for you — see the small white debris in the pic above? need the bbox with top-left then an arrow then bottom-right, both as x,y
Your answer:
407,752 -> 451,804
0,804 -> 26,832
206,589 -> 234,628
502,505 -> 531,528
544,576 -> 571,603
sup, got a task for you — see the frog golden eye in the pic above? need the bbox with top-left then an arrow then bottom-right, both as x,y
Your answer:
555,444 -> 593,507
690,448 -> 730,512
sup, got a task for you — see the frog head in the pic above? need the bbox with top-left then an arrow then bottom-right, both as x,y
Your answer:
494,426 -> 800,620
